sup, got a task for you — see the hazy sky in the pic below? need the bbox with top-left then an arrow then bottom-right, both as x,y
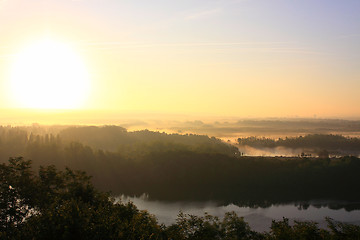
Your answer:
0,0 -> 359,119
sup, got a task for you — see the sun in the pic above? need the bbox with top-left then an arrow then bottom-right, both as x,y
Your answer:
9,38 -> 90,109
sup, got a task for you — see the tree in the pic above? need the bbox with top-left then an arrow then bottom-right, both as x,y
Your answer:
0,157 -> 35,238
0,157 -> 162,240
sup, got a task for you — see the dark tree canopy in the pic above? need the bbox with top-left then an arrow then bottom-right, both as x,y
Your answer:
1,158 -> 360,239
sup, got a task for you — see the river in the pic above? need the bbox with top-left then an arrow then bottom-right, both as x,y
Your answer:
117,195 -> 360,232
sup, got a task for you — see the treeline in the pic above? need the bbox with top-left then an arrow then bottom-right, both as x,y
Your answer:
169,119 -> 360,136
1,158 -> 360,240
238,134 -> 360,152
1,126 -> 360,206
0,125 -> 239,161
106,153 -> 360,205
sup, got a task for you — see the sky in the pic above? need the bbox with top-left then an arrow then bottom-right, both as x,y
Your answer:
0,0 -> 359,120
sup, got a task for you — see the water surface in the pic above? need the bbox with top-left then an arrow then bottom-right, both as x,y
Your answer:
118,195 -> 360,232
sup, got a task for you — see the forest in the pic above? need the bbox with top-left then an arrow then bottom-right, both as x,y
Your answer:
238,134 -> 360,157
1,157 -> 360,239
0,125 -> 360,208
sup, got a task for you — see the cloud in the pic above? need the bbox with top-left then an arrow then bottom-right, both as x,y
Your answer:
185,8 -> 222,20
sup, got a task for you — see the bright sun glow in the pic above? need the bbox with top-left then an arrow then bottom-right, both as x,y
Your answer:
9,39 -> 90,109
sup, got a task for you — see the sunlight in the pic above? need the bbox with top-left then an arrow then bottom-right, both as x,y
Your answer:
9,38 -> 90,109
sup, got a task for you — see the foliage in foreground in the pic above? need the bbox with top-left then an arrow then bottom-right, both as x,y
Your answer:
1,157 -> 360,240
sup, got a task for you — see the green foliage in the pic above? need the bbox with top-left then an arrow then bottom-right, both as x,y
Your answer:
0,157 -> 162,240
165,211 -> 258,240
0,157 -> 35,238
1,158 -> 360,239
326,217 -> 360,240
266,218 -> 360,240
222,212 -> 256,240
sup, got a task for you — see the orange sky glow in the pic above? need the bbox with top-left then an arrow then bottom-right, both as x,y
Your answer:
0,0 -> 359,123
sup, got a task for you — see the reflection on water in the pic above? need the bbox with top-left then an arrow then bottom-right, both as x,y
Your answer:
117,195 -> 360,232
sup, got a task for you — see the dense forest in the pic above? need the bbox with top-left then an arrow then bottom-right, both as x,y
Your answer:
0,125 -> 360,208
1,158 -> 360,239
0,125 -> 239,161
238,134 -> 360,157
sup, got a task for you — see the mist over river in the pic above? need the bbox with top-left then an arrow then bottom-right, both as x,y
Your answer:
118,195 -> 360,232
238,145 -> 307,157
